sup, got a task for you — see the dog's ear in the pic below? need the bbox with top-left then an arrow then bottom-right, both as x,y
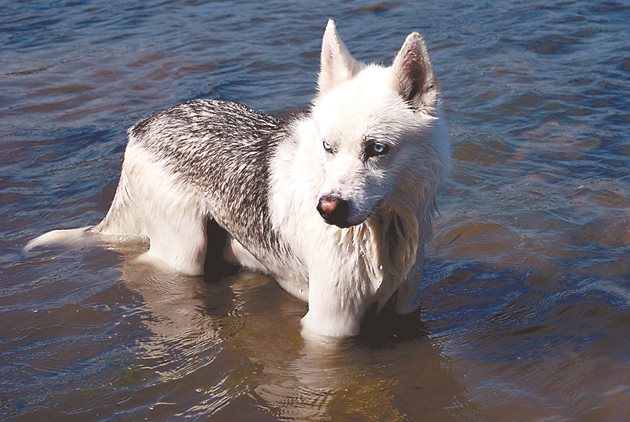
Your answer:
392,32 -> 439,113
318,19 -> 361,94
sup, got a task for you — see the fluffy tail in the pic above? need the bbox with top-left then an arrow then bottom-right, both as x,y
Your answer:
24,226 -> 95,252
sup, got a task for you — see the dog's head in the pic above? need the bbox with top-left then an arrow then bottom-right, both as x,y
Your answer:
311,20 -> 449,228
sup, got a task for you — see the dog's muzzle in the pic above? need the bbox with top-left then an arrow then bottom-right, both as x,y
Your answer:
317,195 -> 352,228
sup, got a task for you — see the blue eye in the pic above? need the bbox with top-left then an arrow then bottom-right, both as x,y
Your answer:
323,141 -> 333,153
366,142 -> 389,158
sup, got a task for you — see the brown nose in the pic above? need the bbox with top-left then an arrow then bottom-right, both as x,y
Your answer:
317,195 -> 350,228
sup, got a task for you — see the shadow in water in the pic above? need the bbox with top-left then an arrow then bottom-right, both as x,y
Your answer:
358,304 -> 430,346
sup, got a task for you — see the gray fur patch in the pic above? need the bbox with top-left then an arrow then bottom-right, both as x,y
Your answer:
128,99 -> 297,267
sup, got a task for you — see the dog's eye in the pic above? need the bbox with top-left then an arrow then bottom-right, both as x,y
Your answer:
323,141 -> 333,153
366,142 -> 389,158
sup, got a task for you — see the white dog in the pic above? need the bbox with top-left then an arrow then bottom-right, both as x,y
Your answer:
26,20 -> 450,338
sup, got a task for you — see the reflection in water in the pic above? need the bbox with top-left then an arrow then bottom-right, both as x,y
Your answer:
120,259 -> 226,381
115,249 -> 471,419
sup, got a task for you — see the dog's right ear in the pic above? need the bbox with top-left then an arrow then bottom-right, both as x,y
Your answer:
318,19 -> 361,94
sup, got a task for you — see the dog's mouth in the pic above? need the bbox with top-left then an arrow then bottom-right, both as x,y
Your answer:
325,218 -> 355,229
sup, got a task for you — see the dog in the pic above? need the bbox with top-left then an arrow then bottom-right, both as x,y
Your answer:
26,20 -> 450,338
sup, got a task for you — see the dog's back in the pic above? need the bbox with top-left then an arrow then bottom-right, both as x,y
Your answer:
126,100 -> 285,253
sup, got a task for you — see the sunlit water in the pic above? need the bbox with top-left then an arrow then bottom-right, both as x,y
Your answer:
1,1 -> 629,420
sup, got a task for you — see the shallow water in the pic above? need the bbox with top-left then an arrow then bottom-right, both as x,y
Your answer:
1,0 -> 629,420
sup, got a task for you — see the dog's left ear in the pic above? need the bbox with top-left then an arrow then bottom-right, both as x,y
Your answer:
318,19 -> 361,94
392,32 -> 439,113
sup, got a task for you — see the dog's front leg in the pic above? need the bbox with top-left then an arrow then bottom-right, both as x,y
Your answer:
301,267 -> 371,338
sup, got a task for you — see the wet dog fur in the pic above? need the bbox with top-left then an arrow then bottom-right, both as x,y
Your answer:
26,20 -> 450,338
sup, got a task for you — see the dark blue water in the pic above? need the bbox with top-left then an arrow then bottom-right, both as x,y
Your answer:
1,1 -> 629,420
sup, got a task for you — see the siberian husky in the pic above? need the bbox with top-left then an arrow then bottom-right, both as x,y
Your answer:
26,20 -> 450,338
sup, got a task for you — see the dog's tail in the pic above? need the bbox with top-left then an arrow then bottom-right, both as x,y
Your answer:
24,226 -> 96,252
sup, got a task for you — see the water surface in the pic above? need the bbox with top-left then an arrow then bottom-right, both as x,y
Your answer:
1,1 -> 629,420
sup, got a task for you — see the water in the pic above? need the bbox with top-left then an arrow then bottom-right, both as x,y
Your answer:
1,0 -> 629,420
